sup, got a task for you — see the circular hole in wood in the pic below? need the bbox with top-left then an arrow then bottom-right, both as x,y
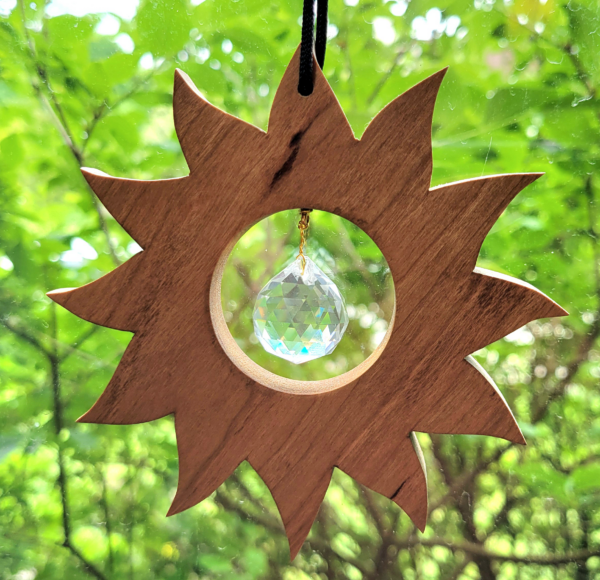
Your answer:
210,210 -> 395,394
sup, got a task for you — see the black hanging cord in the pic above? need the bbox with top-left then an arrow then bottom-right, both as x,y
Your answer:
298,0 -> 329,96
315,0 -> 329,69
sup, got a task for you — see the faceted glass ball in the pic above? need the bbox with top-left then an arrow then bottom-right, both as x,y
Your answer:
252,257 -> 349,364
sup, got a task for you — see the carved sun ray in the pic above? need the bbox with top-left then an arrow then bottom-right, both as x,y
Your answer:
48,49 -> 567,560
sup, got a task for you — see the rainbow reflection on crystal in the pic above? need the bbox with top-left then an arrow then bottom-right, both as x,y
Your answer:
252,257 -> 349,364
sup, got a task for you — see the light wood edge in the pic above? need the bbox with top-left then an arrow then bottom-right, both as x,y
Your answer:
210,236 -> 396,395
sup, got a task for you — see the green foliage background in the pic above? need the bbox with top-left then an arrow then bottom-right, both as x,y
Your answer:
1,0 -> 599,578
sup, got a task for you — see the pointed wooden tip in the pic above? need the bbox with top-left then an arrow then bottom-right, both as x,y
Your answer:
278,473 -> 331,560
174,68 -> 205,101
268,45 -> 353,142
74,335 -> 178,426
503,171 -> 544,185
166,498 -> 185,517
391,434 -> 428,531
412,355 -> 528,445
404,66 -> 448,107
357,67 -> 449,208
431,172 -> 544,194
427,66 -> 448,85
548,303 -> 569,318
76,404 -> 117,425
81,167 -> 113,195
488,270 -> 569,322
174,67 -> 189,84
166,472 -> 204,517
393,474 -> 428,532
173,67 -> 264,175
276,44 -> 302,82
400,65 -> 448,101
512,430 -> 527,446
489,401 -> 526,446
365,66 -> 448,134
249,459 -> 332,562
500,425 -> 526,446
46,287 -> 76,308
504,171 -> 544,185
166,481 -> 211,518
409,172 -> 549,275
467,358 -> 526,446
465,356 -> 525,445
77,395 -> 162,426
288,536 -> 305,561
46,253 -> 148,331
412,507 -> 427,533
461,269 -> 569,355
517,171 -> 544,191
393,485 -> 428,532
81,166 -> 109,179
76,408 -> 100,424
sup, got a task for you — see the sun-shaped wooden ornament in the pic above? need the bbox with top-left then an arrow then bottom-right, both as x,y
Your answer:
48,49 -> 567,559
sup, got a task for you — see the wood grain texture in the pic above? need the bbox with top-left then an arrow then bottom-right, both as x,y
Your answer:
48,48 -> 567,560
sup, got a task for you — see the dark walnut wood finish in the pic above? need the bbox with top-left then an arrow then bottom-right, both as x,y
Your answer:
48,49 -> 567,559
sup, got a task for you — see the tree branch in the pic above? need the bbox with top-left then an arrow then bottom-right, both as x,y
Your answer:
83,69 -> 158,149
430,437 -> 497,580
98,465 -> 115,575
395,537 -> 600,566
18,0 -> 121,267
497,7 -> 596,102
18,0 -> 82,160
531,175 -> 600,423
359,485 -> 387,537
352,487 -> 390,579
562,44 -> 596,99
367,42 -> 414,105
215,487 -> 283,534
447,557 -> 472,580
312,502 -> 372,577
1,317 -> 50,357
428,443 -> 513,515
59,326 -> 100,363
47,304 -> 108,580
62,541 -> 108,580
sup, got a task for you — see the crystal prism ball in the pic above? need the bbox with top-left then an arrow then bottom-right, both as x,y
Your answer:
253,257 -> 349,364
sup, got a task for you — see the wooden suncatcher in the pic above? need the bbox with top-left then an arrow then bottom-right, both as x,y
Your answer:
49,48 -> 567,559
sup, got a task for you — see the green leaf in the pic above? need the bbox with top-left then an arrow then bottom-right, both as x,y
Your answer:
570,463 -> 600,493
134,0 -> 192,56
